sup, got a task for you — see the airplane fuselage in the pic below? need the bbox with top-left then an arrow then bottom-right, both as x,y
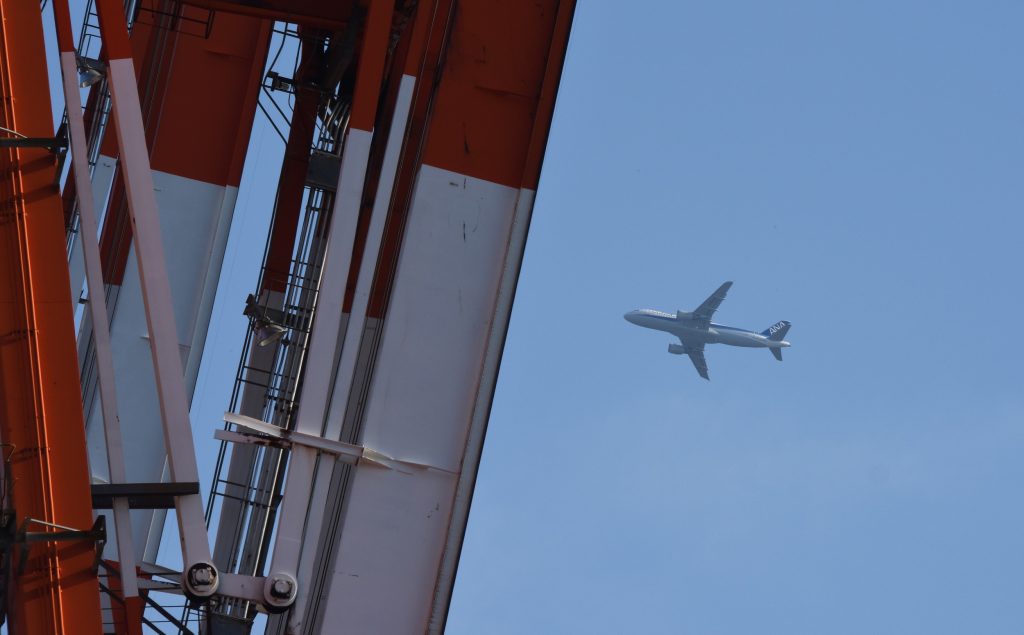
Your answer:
624,310 -> 791,349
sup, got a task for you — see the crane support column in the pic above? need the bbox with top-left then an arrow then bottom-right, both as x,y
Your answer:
0,2 -> 104,633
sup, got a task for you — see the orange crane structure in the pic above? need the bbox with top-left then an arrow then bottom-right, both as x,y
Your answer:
0,0 -> 574,633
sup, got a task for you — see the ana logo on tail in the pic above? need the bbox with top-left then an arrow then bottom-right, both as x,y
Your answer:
761,320 -> 791,341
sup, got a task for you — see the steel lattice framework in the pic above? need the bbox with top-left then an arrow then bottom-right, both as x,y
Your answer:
0,1 -> 575,633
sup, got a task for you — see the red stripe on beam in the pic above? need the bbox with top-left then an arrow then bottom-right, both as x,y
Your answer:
94,0 -> 134,61
520,0 -> 576,190
349,0 -> 394,132
402,0 -> 435,76
342,2 -> 430,312
367,0 -> 456,318
49,0 -> 76,52
260,81 -> 319,293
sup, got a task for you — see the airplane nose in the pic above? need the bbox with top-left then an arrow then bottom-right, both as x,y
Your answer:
624,311 -> 637,323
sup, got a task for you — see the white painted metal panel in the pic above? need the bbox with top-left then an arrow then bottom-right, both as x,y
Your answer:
269,128 -> 373,584
429,188 -> 536,633
317,166 -> 520,631
68,153 -> 117,315
320,468 -> 458,630
288,75 -> 416,630
184,185 -> 239,393
83,169 -> 238,560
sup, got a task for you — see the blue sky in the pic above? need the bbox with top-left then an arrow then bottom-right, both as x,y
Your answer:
42,1 -> 1024,633
446,2 -> 1024,633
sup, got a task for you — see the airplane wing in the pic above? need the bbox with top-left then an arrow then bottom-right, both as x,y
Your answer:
692,281 -> 732,326
681,341 -> 710,380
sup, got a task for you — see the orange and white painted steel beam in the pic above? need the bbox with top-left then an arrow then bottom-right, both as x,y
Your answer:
245,0 -> 577,631
207,27 -> 325,592
272,2 -> 437,629
433,3 -> 578,626
314,2 -> 575,632
0,3 -> 104,634
92,0 -> 219,598
50,1 -> 142,631
72,2 -> 271,569
265,0 -> 396,616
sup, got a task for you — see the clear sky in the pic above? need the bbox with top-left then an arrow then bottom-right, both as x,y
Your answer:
43,2 -> 1024,634
446,2 -> 1024,634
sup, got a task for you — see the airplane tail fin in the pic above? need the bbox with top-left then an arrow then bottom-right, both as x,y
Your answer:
761,320 -> 791,342
763,321 -> 790,363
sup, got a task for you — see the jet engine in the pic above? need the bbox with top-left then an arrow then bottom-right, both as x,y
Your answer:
667,343 -> 686,355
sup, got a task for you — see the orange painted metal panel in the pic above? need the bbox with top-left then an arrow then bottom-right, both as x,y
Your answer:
367,0 -> 574,317
349,0 -> 394,132
136,7 -> 272,186
0,3 -> 104,634
183,0 -> 354,30
421,0 -> 570,188
520,0 -> 576,190
93,5 -> 271,286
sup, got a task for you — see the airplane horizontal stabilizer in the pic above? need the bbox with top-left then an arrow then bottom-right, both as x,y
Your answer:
770,347 -> 782,361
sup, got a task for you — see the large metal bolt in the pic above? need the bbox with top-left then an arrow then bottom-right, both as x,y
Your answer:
189,566 -> 215,586
270,577 -> 294,600
184,561 -> 220,600
263,572 -> 297,613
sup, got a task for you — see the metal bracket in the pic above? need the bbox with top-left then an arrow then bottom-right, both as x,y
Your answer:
306,150 -> 342,191
222,412 -> 362,463
132,0 -> 215,39
0,136 -> 68,151
0,121 -> 68,190
219,412 -> 457,475
6,515 -> 106,577
91,481 -> 201,509
264,71 -> 297,94
242,293 -> 311,347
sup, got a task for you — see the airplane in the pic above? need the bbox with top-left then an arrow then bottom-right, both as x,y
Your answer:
624,281 -> 791,380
